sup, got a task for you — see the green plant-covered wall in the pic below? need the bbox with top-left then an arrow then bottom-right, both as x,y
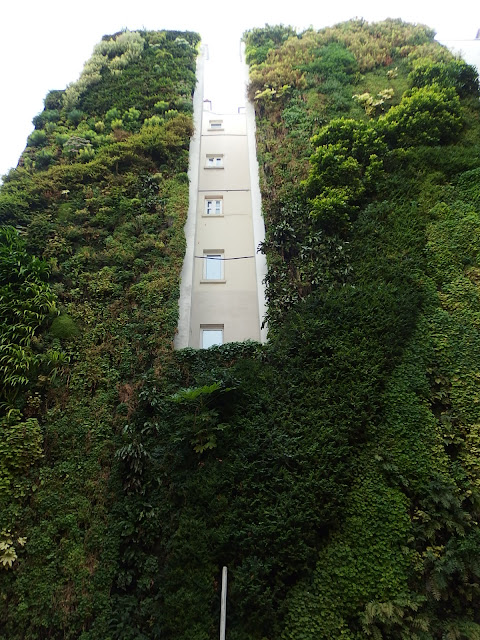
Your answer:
0,28 -> 200,639
2,18 -> 480,640
243,18 -> 480,639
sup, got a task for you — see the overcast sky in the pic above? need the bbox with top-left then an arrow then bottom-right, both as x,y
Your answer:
1,0 -> 479,180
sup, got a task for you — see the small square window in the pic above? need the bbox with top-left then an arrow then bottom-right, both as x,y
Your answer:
209,120 -> 223,131
205,197 -> 223,215
204,252 -> 224,280
201,326 -> 224,348
206,155 -> 223,168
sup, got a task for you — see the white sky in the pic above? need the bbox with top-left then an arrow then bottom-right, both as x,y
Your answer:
1,0 -> 479,180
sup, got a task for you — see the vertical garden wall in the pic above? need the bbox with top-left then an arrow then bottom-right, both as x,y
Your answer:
243,19 -> 480,639
2,18 -> 480,640
0,29 -> 199,639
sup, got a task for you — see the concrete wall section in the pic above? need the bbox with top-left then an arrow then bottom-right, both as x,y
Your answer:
197,191 -> 251,217
201,136 -> 250,191
190,290 -> 260,345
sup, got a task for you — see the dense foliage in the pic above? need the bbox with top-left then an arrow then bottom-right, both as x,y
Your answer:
243,18 -> 480,639
2,17 -> 480,640
0,28 -> 199,638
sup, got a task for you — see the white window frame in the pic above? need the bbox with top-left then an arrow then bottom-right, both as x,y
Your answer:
204,196 -> 223,215
205,154 -> 224,168
201,325 -> 224,348
203,251 -> 224,281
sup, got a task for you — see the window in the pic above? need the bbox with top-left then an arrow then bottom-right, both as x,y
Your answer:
203,251 -> 224,280
209,119 -> 223,131
205,155 -> 223,168
201,326 -> 224,348
205,197 -> 223,215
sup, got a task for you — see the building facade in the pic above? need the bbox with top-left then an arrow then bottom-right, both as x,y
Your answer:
175,47 -> 267,350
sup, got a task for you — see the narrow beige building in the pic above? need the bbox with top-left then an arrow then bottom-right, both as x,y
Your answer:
175,46 -> 267,350
190,110 -> 262,348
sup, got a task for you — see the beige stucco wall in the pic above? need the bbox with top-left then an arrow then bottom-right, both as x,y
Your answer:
188,110 -> 261,347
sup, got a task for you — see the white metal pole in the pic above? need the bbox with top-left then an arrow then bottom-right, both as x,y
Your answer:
220,566 -> 228,640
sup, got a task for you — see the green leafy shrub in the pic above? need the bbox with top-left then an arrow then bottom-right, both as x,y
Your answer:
0,411 -> 43,506
302,42 -> 357,86
0,193 -> 29,224
109,117 -> 124,131
27,130 -> 47,147
32,109 -> 60,129
77,146 -> 95,162
154,100 -> 169,113
34,148 -> 55,169
44,89 -> 64,110
304,118 -> 386,229
243,24 -> 297,65
67,108 -> 85,125
379,85 -> 462,147
122,107 -> 141,132
104,107 -> 122,125
49,315 -> 79,340
143,114 -> 163,127
409,59 -> 479,97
